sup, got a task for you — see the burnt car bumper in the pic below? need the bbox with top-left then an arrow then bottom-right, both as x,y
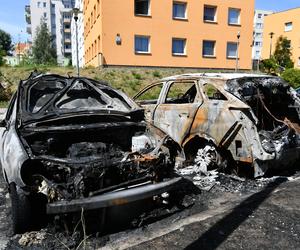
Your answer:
47,177 -> 182,214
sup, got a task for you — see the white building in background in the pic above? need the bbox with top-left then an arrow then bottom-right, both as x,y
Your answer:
71,0 -> 84,68
25,0 -> 75,65
252,10 -> 273,65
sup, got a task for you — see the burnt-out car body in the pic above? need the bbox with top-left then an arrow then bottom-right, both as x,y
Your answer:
0,73 -> 181,233
134,73 -> 300,177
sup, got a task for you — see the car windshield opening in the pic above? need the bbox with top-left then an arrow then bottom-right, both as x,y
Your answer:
56,80 -> 108,110
28,80 -> 66,113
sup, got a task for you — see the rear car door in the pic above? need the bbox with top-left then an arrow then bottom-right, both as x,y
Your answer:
152,80 -> 203,145
133,82 -> 165,122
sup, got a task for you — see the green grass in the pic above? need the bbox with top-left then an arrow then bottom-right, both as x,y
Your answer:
0,101 -> 9,108
0,65 -> 242,99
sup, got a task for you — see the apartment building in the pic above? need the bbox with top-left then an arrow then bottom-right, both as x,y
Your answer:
84,0 -> 254,69
262,7 -> 300,68
25,0 -> 75,65
252,10 -> 273,63
71,0 -> 85,67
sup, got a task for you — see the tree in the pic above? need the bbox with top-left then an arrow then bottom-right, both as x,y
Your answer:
0,29 -> 12,66
32,20 -> 57,65
0,29 -> 12,55
281,68 -> 300,89
260,57 -> 279,74
273,36 -> 294,69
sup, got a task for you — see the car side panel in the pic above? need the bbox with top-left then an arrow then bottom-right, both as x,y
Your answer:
153,103 -> 201,145
188,100 -> 274,164
0,104 -> 28,187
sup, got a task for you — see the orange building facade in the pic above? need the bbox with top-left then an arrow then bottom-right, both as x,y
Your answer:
261,8 -> 300,68
84,0 -> 254,69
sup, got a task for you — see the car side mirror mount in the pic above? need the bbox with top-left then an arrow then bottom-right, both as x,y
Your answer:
0,120 -> 6,127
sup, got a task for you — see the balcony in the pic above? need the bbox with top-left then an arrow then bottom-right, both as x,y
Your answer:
64,38 -> 71,44
26,26 -> 32,34
63,17 -> 71,23
25,5 -> 30,14
25,13 -> 31,24
64,48 -> 72,54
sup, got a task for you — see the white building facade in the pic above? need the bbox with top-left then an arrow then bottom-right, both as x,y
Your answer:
25,0 -> 75,65
71,0 -> 84,68
252,10 -> 273,63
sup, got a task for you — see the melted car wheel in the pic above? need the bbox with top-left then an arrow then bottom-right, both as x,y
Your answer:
194,144 -> 223,174
10,183 -> 47,234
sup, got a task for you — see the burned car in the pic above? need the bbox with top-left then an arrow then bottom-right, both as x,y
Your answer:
0,73 -> 181,233
134,73 -> 300,177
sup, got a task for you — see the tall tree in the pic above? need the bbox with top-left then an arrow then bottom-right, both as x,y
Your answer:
273,36 -> 294,69
32,20 -> 57,65
0,29 -> 12,65
0,29 -> 12,55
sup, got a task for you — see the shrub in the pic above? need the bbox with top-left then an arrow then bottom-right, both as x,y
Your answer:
260,57 -> 278,74
281,68 -> 300,89
152,70 -> 161,78
132,71 -> 142,80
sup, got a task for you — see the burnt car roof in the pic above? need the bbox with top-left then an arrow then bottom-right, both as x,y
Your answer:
17,73 -> 143,125
160,73 -> 273,82
147,73 -> 297,101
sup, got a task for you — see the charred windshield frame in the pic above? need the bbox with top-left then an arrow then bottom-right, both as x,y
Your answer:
18,75 -> 136,124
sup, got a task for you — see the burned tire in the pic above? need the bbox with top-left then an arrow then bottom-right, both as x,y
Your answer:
9,183 -> 47,234
10,183 -> 33,234
194,143 -> 221,174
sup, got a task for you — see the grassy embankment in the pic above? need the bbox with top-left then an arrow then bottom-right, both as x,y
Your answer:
0,65 -> 223,107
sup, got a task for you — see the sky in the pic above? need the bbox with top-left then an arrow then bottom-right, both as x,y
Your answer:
0,0 -> 299,45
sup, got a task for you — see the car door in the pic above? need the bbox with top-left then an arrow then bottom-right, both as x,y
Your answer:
133,82 -> 165,122
0,94 -> 16,171
189,81 -> 239,146
152,80 -> 203,145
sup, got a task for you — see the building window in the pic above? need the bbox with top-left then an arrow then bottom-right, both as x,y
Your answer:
135,0 -> 150,16
202,40 -> 215,57
257,13 -> 262,19
255,41 -> 262,47
228,8 -> 240,25
285,22 -> 293,32
172,38 -> 186,55
37,2 -> 41,8
135,36 -> 150,53
43,2 -> 46,7
256,23 -> 263,29
204,6 -> 216,22
93,5 -> 96,23
98,36 -> 101,52
227,42 -> 238,58
173,2 -> 187,19
43,12 -> 47,18
97,0 -> 100,16
255,32 -> 262,38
